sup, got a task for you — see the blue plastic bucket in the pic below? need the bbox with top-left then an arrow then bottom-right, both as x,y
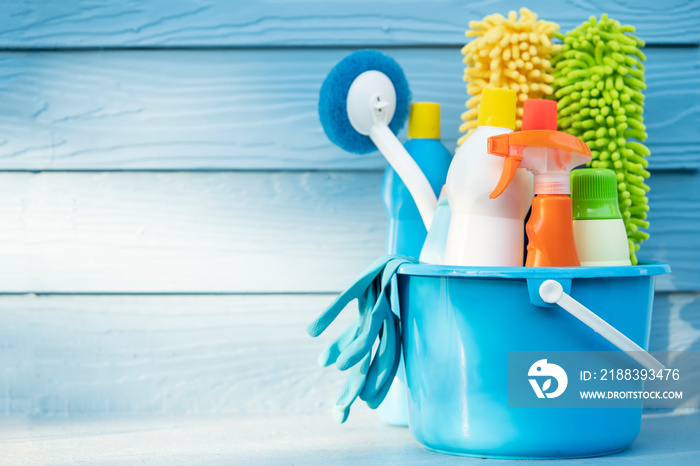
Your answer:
396,262 -> 670,459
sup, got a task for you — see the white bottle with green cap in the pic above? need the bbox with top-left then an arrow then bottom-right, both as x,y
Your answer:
572,168 -> 632,266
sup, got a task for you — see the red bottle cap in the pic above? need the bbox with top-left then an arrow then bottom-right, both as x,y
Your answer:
522,99 -> 558,131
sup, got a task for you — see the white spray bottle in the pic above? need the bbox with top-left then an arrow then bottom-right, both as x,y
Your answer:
419,185 -> 451,264
443,88 -> 534,266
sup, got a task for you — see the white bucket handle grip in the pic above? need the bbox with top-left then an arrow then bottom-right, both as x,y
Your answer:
539,280 -> 665,372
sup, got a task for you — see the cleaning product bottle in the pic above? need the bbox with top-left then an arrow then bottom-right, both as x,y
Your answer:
381,102 -> 452,258
419,185 -> 450,264
379,102 -> 451,427
443,88 -> 534,266
571,168 -> 632,266
487,99 -> 592,267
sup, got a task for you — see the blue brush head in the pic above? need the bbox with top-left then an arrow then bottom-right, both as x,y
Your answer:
319,50 -> 411,154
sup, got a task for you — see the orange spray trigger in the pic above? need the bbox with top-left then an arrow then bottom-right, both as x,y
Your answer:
488,134 -> 522,199
488,130 -> 592,199
487,132 -> 510,156
490,154 -> 522,199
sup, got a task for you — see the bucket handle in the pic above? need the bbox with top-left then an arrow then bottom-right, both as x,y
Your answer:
539,280 -> 664,372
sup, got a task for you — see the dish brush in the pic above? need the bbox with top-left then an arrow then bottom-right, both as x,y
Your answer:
319,50 -> 437,227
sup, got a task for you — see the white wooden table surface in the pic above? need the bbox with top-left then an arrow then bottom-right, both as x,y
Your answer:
1,410 -> 698,465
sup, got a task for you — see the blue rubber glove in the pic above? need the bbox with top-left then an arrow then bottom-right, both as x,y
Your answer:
307,255 -> 414,422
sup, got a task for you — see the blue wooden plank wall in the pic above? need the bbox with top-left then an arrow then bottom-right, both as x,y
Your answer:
0,1 -> 698,416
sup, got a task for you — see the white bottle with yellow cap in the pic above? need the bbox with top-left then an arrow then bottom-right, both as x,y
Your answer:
443,88 -> 534,266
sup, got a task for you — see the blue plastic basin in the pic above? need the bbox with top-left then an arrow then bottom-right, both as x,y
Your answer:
396,262 -> 670,459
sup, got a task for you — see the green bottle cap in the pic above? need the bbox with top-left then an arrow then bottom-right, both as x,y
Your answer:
571,168 -> 622,220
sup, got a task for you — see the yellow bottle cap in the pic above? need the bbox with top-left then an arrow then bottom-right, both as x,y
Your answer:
478,88 -> 516,130
408,102 -> 441,139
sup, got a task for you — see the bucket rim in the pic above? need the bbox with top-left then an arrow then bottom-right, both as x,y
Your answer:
396,261 -> 671,279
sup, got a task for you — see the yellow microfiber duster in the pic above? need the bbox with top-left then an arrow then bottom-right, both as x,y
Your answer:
459,8 -> 560,145
551,15 -> 649,264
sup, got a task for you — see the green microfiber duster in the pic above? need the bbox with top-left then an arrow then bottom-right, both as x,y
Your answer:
551,15 -> 649,264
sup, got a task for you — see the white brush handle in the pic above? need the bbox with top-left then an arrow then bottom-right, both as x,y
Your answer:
370,122 -> 437,229
539,280 -> 664,372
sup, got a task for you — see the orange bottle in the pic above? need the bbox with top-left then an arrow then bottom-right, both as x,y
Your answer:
487,100 -> 592,267
526,194 -> 579,266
